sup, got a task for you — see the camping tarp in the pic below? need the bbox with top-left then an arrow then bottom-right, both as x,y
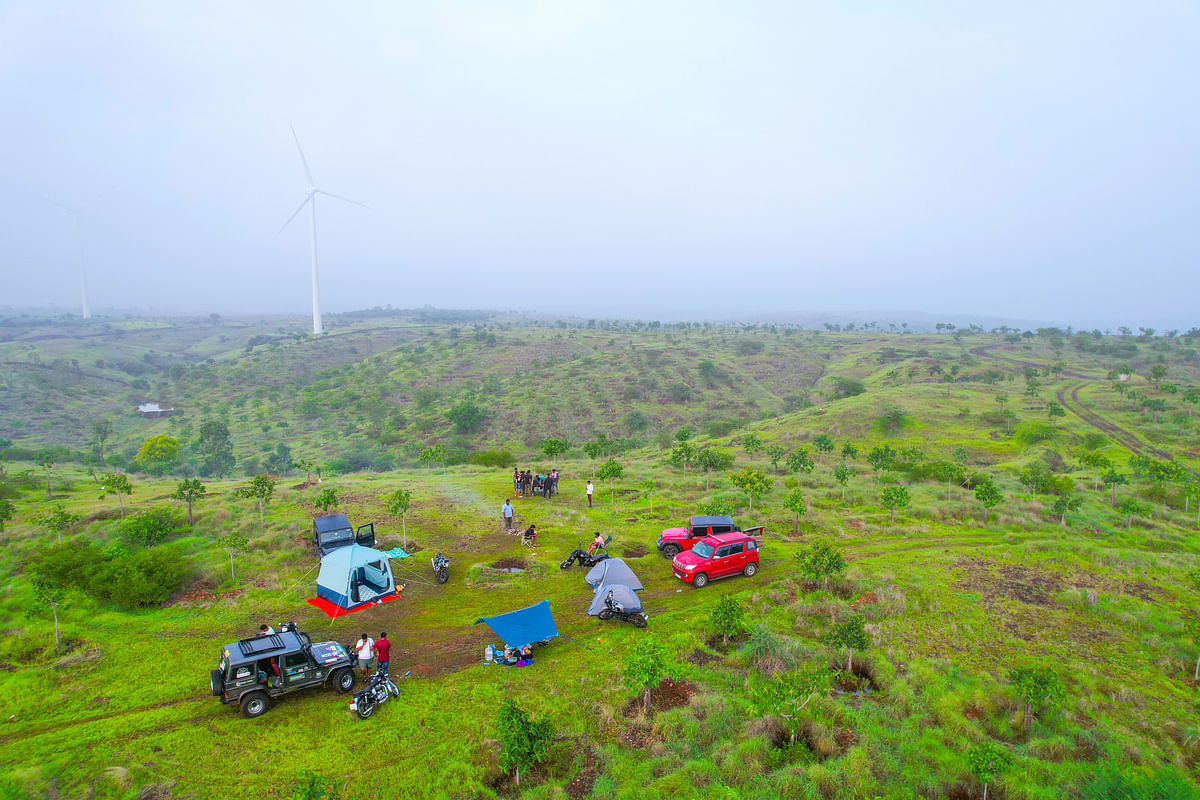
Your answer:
587,584 -> 642,616
316,543 -> 397,610
584,558 -> 644,592
474,600 -> 559,648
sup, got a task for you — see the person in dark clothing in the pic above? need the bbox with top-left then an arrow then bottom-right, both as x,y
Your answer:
372,632 -> 392,676
541,474 -> 551,498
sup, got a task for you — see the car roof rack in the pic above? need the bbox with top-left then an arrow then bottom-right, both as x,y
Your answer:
237,634 -> 284,657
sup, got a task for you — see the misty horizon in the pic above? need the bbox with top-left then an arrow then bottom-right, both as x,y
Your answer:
2,3 -> 1198,327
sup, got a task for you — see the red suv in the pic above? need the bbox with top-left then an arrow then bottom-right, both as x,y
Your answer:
671,531 -> 760,588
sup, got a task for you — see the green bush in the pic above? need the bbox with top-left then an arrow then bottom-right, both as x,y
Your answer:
90,549 -> 190,607
1015,421 -> 1056,444
830,377 -> 866,398
469,450 -> 515,468
1081,762 -> 1197,799
26,542 -> 105,587
122,507 -> 185,547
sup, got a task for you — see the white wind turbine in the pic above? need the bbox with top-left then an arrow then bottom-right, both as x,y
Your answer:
33,194 -> 93,319
279,126 -> 368,335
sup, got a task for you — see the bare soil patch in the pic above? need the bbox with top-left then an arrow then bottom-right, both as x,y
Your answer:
704,632 -> 748,653
685,648 -> 722,667
622,678 -> 697,717
622,545 -> 648,558
618,725 -> 655,748
564,745 -> 599,800
955,558 -> 1063,606
492,557 -> 528,570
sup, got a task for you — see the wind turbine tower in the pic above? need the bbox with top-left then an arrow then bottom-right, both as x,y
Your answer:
279,127 -> 368,335
35,195 -> 92,319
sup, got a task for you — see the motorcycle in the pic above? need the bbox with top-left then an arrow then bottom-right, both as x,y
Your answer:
349,668 -> 409,719
431,552 -> 450,584
560,543 -> 610,569
597,590 -> 648,628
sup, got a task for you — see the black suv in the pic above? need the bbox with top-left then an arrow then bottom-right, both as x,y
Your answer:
313,513 -> 376,557
210,626 -> 357,718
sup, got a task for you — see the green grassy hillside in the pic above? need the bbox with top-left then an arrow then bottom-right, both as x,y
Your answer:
1,315 -> 1199,799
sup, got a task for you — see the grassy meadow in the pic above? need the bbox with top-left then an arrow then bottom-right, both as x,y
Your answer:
1,312 -> 1199,799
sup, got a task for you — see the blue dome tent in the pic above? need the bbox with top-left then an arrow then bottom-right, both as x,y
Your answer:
315,543 -> 399,612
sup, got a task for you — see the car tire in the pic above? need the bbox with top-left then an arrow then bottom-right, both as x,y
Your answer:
662,544 -> 681,558
631,614 -> 648,629
598,609 -> 614,620
240,691 -> 269,719
210,669 -> 225,697
693,573 -> 708,588
333,668 -> 355,693
743,562 -> 758,577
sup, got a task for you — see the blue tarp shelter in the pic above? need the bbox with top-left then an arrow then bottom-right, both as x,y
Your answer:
316,543 -> 398,610
474,600 -> 560,649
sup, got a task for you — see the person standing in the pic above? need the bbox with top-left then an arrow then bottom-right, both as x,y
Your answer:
356,633 -> 375,679
501,499 -> 514,529
551,469 -> 559,498
373,632 -> 392,677
586,480 -> 593,508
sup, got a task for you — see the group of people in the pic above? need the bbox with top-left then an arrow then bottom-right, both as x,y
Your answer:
513,468 -> 559,498
354,632 -> 393,679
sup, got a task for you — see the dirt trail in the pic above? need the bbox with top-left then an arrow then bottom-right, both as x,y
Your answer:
971,344 -> 1171,460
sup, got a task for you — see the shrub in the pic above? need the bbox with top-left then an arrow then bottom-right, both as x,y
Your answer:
737,340 -> 766,355
874,405 -> 909,434
705,419 -> 741,438
1081,762 -> 1197,799
830,377 -> 866,398
90,549 -> 190,607
1014,422 -> 1055,444
469,450 -> 515,468
26,542 -> 105,588
122,507 -> 185,547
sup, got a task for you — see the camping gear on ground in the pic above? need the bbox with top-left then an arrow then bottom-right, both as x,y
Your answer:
431,552 -> 450,584
584,557 -> 647,627
561,536 -> 612,569
349,668 -> 408,719
475,600 -> 559,666
598,589 -> 648,627
312,513 -> 376,557
307,543 -> 405,618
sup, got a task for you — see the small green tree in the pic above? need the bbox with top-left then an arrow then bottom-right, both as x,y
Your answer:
445,398 -> 486,434
711,596 -> 746,648
974,478 -> 1004,523
812,434 -> 835,461
832,462 -> 852,501
879,485 -> 911,523
0,497 -> 15,533
234,474 -> 277,533
796,541 -> 846,590
419,444 -> 447,471
582,437 -> 608,476
866,445 -> 897,480
841,443 -> 858,460
1101,469 -> 1127,507
495,698 -> 553,788
742,433 -> 764,456
1117,497 -> 1152,528
782,488 -> 807,532
384,488 -> 412,547
766,445 -> 786,473
596,457 -> 624,503
217,531 -> 248,581
785,449 -> 815,484
293,457 -> 316,486
540,437 -> 571,467
748,663 -> 828,746
696,448 -> 734,491
930,460 -> 966,501
135,434 -> 181,475
98,472 -> 134,520
670,441 -> 697,476
28,577 -> 68,650
729,467 -> 771,512
36,454 -> 55,499
1079,451 -> 1111,491
314,487 -> 340,513
966,741 -> 1013,800
637,477 -> 655,514
38,504 -> 80,545
1051,494 -> 1083,527
823,614 -> 869,673
1008,666 -> 1064,727
624,638 -> 668,714
170,478 -> 206,525
1046,401 -> 1066,423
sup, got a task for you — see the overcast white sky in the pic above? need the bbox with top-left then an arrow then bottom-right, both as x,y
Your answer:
1,1 -> 1197,327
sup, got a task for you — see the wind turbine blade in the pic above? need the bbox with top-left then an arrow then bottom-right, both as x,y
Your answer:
31,192 -> 75,214
316,190 -> 370,209
278,194 -> 314,233
290,125 -> 315,185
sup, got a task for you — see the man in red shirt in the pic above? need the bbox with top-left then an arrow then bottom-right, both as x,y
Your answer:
372,632 -> 392,677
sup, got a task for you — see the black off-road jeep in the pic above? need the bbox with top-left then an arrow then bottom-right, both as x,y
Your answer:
210,626 -> 357,718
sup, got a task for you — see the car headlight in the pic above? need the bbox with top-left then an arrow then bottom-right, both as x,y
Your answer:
682,564 -> 696,571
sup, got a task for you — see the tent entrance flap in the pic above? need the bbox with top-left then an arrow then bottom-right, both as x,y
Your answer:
474,600 -> 559,649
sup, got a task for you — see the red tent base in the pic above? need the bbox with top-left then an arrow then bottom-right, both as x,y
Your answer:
306,592 -> 401,619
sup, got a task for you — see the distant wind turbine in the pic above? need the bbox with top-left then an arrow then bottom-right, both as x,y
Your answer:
33,193 -> 93,319
279,126 -> 368,335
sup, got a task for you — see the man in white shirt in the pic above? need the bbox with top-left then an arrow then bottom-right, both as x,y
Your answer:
356,633 -> 375,679
586,480 -> 593,508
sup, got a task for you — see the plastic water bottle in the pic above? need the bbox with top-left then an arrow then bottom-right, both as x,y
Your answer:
484,644 -> 494,663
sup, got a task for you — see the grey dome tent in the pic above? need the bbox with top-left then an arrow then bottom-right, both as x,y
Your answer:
583,557 -> 644,616
316,543 -> 398,611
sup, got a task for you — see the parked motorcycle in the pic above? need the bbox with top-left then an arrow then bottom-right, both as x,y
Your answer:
349,668 -> 409,719
560,543 -> 610,569
431,552 -> 450,584
597,590 -> 648,628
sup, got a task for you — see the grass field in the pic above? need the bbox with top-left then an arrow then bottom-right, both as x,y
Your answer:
1,314 -> 1199,799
